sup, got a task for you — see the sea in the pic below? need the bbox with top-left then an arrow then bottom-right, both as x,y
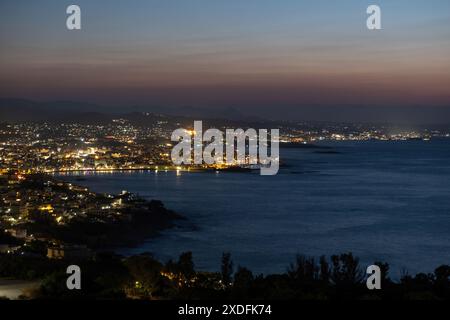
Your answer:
60,139 -> 450,278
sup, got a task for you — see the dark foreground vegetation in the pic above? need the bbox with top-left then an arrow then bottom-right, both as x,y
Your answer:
0,252 -> 448,300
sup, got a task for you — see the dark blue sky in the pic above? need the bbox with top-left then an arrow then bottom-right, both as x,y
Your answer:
1,0 -> 449,112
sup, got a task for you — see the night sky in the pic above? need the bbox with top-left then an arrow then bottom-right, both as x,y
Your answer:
1,0 -> 449,118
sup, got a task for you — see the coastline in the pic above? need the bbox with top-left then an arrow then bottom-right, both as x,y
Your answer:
33,193 -> 187,250
1,173 -> 186,253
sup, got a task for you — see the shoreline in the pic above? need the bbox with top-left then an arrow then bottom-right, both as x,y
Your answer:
49,166 -> 202,175
1,173 -> 187,253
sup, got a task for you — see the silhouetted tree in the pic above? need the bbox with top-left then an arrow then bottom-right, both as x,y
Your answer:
434,265 -> 450,283
319,255 -> 330,283
125,253 -> 164,298
234,266 -> 254,289
221,252 -> 234,286
373,261 -> 391,288
330,253 -> 364,286
178,251 -> 195,279
434,265 -> 450,299
288,255 -> 319,282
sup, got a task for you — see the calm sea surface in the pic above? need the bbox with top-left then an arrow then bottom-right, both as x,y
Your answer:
61,140 -> 450,277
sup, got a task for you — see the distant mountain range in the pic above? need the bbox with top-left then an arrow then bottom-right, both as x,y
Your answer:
1,98 -> 450,126
0,98 -> 258,123
0,99 -> 99,123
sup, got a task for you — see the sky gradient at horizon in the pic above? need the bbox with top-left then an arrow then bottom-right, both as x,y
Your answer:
1,0 -> 450,111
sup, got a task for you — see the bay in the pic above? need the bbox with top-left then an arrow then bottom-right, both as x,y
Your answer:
60,140 -> 450,277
